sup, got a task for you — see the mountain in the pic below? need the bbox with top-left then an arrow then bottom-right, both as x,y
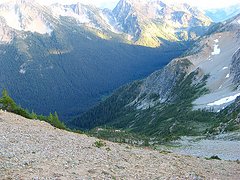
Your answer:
71,14 -> 240,142
49,0 -> 213,47
111,0 -> 212,47
0,0 -> 53,36
0,0 -> 188,119
1,111 -> 240,179
205,4 -> 240,22
1,0 -> 236,121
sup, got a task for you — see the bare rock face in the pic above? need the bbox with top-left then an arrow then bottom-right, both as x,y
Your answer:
112,0 -> 142,41
1,111 -> 240,179
231,48 -> 240,86
130,58 -> 193,110
0,18 -> 14,43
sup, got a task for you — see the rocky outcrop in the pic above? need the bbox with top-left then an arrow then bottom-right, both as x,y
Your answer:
231,48 -> 240,86
130,58 -> 193,109
1,111 -> 240,179
112,0 -> 141,41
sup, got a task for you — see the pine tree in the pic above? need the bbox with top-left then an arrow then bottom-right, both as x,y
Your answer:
30,111 -> 38,119
47,112 -> 66,129
48,113 -> 54,124
53,112 -> 66,129
0,89 -> 17,111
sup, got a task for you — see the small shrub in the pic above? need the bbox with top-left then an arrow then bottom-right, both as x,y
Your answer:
159,150 -> 172,154
94,140 -> 106,148
106,147 -> 111,151
206,155 -> 221,160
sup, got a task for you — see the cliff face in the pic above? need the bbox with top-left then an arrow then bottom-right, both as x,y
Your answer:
130,58 -> 193,110
231,48 -> 240,85
1,111 -> 240,179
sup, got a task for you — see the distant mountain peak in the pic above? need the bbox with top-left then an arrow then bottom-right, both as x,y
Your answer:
205,4 -> 240,22
0,0 -> 53,35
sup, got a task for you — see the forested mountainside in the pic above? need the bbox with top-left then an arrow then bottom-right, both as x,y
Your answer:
0,0 -> 238,120
1,1 -> 240,179
71,14 -> 240,143
0,0 -> 191,119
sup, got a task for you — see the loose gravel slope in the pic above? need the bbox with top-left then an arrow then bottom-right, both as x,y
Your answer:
0,111 -> 240,179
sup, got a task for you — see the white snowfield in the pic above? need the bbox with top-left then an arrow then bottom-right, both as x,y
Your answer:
211,39 -> 221,55
207,92 -> 240,106
19,69 -> 26,74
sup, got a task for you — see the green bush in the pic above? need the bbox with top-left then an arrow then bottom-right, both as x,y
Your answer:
206,155 -> 221,160
93,140 -> 106,148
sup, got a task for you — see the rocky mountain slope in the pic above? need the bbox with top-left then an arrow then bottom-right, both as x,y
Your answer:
110,0 -> 212,47
72,14 -> 240,142
1,111 -> 240,179
49,0 -> 213,47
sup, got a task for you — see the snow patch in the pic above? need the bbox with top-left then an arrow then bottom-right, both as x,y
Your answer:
238,20 -> 240,24
207,92 -> 240,106
52,5 -> 90,24
99,12 -> 121,34
86,36 -> 92,40
19,69 -> 26,74
226,74 -> 230,78
222,67 -> 228,70
26,18 -> 52,35
0,4 -> 52,35
211,44 -> 221,55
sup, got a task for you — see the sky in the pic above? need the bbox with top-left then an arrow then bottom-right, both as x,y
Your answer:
1,0 -> 240,9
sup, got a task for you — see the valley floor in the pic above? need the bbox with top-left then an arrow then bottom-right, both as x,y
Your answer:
0,112 -> 240,179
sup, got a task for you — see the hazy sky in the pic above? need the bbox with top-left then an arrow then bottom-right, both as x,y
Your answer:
1,0 -> 240,9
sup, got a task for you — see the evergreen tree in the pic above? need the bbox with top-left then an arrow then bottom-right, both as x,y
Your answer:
0,89 -> 17,111
30,111 -> 38,119
48,112 -> 66,129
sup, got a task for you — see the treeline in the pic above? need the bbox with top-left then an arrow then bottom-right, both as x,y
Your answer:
0,89 -> 66,129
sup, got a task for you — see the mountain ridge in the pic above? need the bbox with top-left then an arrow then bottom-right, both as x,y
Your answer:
0,0 -> 210,119
71,13 -> 240,142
